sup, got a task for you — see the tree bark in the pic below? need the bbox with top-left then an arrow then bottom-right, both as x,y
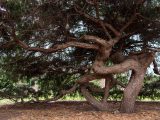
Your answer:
80,75 -> 115,111
120,52 -> 155,113
120,71 -> 145,113
81,85 -> 109,111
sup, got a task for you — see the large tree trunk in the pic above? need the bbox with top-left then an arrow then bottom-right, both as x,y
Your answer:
120,52 -> 155,113
120,71 -> 145,113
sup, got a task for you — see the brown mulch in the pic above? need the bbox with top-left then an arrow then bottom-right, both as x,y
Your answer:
0,101 -> 160,120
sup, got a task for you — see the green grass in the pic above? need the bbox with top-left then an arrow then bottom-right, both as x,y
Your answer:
0,94 -> 160,106
0,99 -> 14,105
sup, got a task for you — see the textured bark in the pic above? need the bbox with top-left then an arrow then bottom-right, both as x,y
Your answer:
92,59 -> 140,75
120,52 -> 155,113
120,71 -> 145,113
85,50 -> 155,113
102,79 -> 111,103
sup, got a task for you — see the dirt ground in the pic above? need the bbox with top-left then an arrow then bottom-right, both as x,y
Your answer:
0,101 -> 160,120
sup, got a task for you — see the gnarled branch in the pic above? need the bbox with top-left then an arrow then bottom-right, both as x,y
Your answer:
74,6 -> 120,37
80,35 -> 107,46
92,59 -> 140,75
13,36 -> 99,53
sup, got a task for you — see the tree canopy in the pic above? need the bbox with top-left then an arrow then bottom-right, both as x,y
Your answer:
0,0 -> 160,113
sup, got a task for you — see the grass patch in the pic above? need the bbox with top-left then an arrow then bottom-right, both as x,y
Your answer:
0,99 -> 14,106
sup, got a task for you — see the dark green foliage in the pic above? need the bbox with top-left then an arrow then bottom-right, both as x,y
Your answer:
0,0 -> 160,102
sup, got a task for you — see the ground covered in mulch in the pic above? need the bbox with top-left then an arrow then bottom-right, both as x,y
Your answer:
0,101 -> 160,120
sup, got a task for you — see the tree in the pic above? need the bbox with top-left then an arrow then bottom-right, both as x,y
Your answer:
0,0 -> 160,113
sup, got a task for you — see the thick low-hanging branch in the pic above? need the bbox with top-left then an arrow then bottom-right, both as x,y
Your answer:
92,59 -> 140,75
77,73 -> 125,88
13,37 -> 99,53
80,35 -> 108,46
